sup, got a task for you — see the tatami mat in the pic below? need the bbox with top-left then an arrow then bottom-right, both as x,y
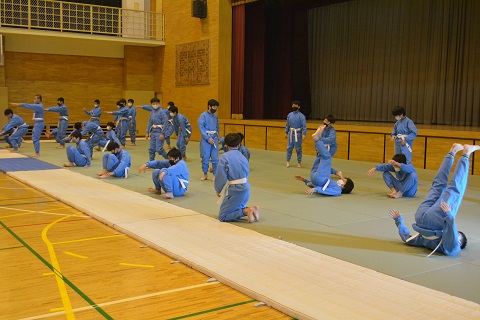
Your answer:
6,163 -> 480,319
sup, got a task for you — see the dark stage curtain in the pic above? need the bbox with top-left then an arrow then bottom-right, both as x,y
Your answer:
232,5 -> 245,117
308,0 -> 480,126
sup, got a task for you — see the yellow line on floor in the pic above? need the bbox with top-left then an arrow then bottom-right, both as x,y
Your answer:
19,282 -> 219,320
0,206 -> 88,218
52,234 -> 126,245
64,251 -> 88,259
119,262 -> 155,268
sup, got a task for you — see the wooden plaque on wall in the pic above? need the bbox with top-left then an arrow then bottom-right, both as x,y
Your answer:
175,39 -> 210,86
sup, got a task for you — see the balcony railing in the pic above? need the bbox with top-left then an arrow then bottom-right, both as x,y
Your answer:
0,0 -> 164,41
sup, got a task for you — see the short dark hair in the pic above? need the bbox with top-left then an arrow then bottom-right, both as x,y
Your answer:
94,99 -> 100,104
119,98 -> 126,104
392,153 -> 407,164
116,100 -> 124,106
238,132 -> 245,142
35,94 -> 42,101
167,147 -> 182,159
292,100 -> 301,106
107,142 -> 120,152
74,122 -> 82,130
57,97 -> 64,103
225,133 -> 241,147
107,122 -> 115,128
325,114 -> 336,124
150,97 -> 160,103
4,108 -> 13,116
169,105 -> 178,114
167,101 -> 175,107
392,106 -> 406,117
459,231 -> 467,249
208,99 -> 219,107
341,178 -> 354,194
128,99 -> 134,103
71,131 -> 82,139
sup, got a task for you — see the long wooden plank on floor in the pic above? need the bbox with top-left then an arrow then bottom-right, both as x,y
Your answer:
7,168 -> 480,320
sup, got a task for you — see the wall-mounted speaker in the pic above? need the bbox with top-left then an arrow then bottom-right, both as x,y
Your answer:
192,0 -> 207,19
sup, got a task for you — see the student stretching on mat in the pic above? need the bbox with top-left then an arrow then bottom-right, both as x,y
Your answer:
390,143 -> 480,256
295,128 -> 354,196
97,142 -> 131,179
215,133 -> 259,223
368,153 -> 418,199
0,109 -> 29,152
64,131 -> 91,168
139,147 -> 189,199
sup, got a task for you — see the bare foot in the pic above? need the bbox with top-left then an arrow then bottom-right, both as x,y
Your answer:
297,163 -> 302,168
182,157 -> 187,161
463,144 -> 480,156
130,143 -> 136,146
98,174 -> 109,179
391,191 -> 403,199
243,207 -> 256,223
29,153 -> 40,158
311,126 -> 325,141
5,144 -> 12,148
161,192 -> 174,199
286,161 -> 290,168
96,170 -> 107,176
11,149 -> 19,153
147,187 -> 161,194
63,162 -> 75,167
56,145 -> 65,149
45,131 -> 51,138
200,175 -> 208,181
251,206 -> 260,221
387,192 -> 396,198
94,146 -> 101,151
450,143 -> 463,154
212,175 -> 215,182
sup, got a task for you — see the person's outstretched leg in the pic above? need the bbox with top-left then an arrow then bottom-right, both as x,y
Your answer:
415,143 -> 462,221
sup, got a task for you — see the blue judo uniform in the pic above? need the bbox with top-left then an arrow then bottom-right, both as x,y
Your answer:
81,121 -> 104,155
393,152 -> 470,256
172,113 -> 192,159
102,149 -> 131,178
84,105 -> 102,125
198,111 -> 219,175
128,106 -> 137,144
391,117 -> 417,164
302,140 -> 342,196
164,108 -> 173,147
214,148 -> 251,222
66,139 -> 91,167
20,102 -> 44,154
375,163 -> 418,197
46,104 -> 69,146
111,106 -> 129,146
98,129 -> 121,148
146,159 -> 189,197
285,110 -> 307,163
1,114 -> 28,151
144,105 -> 173,160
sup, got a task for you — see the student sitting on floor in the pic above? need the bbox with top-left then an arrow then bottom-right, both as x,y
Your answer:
97,142 -> 131,179
367,153 -> 418,199
97,122 -> 121,151
64,131 -> 91,168
138,147 -> 189,199
0,108 -> 29,152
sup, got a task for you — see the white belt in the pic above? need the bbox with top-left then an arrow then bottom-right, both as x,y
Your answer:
186,128 -> 192,134
217,178 -> 247,204
396,134 -> 412,152
33,117 -> 44,121
151,124 -> 163,129
59,116 -> 69,121
91,116 -> 99,120
168,119 -> 174,124
325,144 -> 331,151
289,127 -> 302,142
406,233 -> 442,257
178,178 -> 189,189
206,130 -> 217,135
321,179 -> 330,191
120,117 -> 129,121
20,123 -> 29,127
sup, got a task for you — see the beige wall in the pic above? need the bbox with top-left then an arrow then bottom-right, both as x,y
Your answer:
158,0 -> 232,141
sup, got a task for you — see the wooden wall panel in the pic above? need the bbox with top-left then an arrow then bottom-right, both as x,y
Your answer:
425,138 -> 473,171
336,131 -> 349,160
5,52 -> 123,125
303,130 -> 317,156
224,124 -> 245,137
124,46 -> 155,91
474,147 -> 480,176
245,126 -> 266,150
0,66 -> 5,87
349,133 -> 385,163
384,136 -> 426,168
267,127 -> 287,152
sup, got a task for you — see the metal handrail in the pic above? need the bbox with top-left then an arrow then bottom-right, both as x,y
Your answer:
0,0 -> 164,41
